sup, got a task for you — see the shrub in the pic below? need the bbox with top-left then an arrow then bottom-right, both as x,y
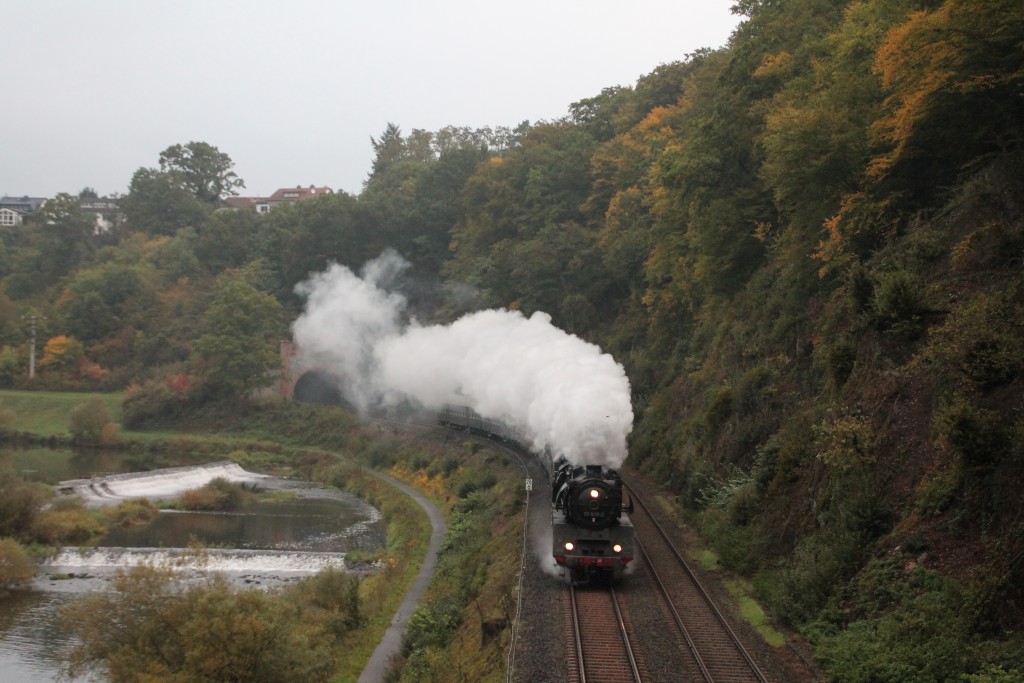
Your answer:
456,473 -> 497,499
0,468 -> 47,539
814,561 -> 971,682
767,527 -> 868,626
813,414 -> 874,472
103,499 -> 158,527
815,335 -> 858,388
69,396 -> 115,444
288,568 -> 362,636
700,507 -> 760,574
61,566 -> 336,682
871,268 -> 929,339
32,504 -> 105,545
178,478 -> 245,511
0,537 -> 36,587
121,376 -> 202,428
963,665 -> 1024,682
735,365 -> 773,415
925,289 -> 1023,389
705,384 -> 734,436
0,347 -> 21,388
934,397 -> 1011,472
914,465 -> 961,516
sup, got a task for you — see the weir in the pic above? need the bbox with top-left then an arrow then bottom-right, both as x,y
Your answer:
38,462 -> 385,588
44,547 -> 349,576
57,461 -> 268,505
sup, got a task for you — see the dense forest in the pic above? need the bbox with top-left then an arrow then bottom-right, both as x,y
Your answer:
1,0 -> 1022,678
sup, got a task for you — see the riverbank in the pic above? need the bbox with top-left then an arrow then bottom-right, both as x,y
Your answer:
0,390 -> 525,682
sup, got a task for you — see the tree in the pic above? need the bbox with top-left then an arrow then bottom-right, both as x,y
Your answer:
869,0 -> 1024,196
195,209 -> 260,275
38,335 -> 84,375
367,122 -> 408,180
121,167 -> 209,236
251,192 -> 372,301
158,141 -> 245,203
192,269 -> 285,400
60,263 -> 147,343
28,193 -> 97,279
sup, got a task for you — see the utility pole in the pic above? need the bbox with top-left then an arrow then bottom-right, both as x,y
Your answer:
22,314 -> 44,380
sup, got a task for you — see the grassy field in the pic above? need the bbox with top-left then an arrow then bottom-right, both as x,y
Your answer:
0,389 -> 123,437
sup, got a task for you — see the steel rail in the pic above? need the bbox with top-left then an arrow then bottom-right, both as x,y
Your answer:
610,586 -> 643,683
626,483 -> 769,683
636,537 -> 714,682
570,583 -> 588,683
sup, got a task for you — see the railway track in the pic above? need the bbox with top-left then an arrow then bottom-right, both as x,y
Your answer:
566,584 -> 644,683
626,484 -> 769,683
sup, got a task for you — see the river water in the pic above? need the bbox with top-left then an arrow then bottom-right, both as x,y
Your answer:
0,447 -> 386,682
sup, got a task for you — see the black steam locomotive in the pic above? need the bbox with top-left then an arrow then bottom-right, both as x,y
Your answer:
438,405 -> 634,583
551,457 -> 634,583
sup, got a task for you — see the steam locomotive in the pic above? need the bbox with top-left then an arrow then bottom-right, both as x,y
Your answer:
551,457 -> 634,583
438,405 -> 634,583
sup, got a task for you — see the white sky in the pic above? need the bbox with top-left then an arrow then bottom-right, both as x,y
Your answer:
2,0 -> 740,199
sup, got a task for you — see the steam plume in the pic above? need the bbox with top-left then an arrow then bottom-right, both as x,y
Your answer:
291,252 -> 633,468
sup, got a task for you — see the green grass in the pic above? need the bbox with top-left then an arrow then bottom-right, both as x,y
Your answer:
725,579 -> 786,647
0,389 -> 123,436
694,548 -> 721,571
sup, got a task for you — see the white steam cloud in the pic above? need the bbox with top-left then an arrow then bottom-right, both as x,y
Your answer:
291,251 -> 633,468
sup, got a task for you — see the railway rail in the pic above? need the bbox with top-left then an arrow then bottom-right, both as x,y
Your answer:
626,483 -> 769,683
567,584 -> 644,683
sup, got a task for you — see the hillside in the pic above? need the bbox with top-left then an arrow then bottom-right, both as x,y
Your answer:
0,0 -> 1021,679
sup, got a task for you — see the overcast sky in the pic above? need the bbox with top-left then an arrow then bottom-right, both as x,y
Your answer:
3,1 -> 741,200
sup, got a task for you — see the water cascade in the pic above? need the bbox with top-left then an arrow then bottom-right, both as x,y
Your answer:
57,461 -> 268,504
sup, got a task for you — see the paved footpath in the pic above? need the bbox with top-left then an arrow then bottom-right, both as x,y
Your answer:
357,467 -> 447,683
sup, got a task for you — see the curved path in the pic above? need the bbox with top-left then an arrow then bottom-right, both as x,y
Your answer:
357,467 -> 447,683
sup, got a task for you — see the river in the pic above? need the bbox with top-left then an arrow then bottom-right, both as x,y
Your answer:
0,446 -> 386,682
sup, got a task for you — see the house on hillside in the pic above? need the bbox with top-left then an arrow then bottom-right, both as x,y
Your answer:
0,195 -> 47,226
224,185 -> 333,214
78,196 -> 121,232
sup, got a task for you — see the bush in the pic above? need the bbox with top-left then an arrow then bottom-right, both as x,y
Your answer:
0,537 -> 36,587
0,468 -> 47,539
32,504 -> 105,545
815,336 -> 858,388
61,566 -> 337,682
925,289 -> 1023,389
871,268 -> 930,339
934,397 -> 1011,472
963,665 -> 1024,682
288,568 -> 362,636
0,347 -> 22,388
121,376 -> 201,428
766,527 -> 869,626
813,561 -> 972,682
69,396 -> 115,444
813,414 -> 874,472
178,478 -> 245,511
735,365 -> 773,415
456,473 -> 498,499
103,499 -> 158,528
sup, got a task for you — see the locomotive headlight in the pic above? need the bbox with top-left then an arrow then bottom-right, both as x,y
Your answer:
564,542 -> 575,551
589,489 -> 600,499
612,544 -> 623,553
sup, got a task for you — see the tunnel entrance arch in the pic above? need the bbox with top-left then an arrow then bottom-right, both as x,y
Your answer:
292,369 -> 352,407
